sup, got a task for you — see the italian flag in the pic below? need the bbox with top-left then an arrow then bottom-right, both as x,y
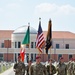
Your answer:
20,26 -> 30,62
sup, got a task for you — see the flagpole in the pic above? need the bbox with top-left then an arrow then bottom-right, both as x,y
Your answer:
28,23 -> 31,61
50,48 -> 52,59
45,19 -> 52,74
29,43 -> 31,61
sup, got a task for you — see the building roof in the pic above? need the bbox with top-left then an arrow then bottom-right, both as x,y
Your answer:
0,30 -> 75,39
43,31 -> 75,39
13,25 -> 37,34
0,30 -> 14,39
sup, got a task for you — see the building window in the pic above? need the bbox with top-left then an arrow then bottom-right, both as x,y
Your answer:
35,42 -> 36,48
26,54 -> 29,63
18,42 -> 21,48
31,54 -> 33,61
69,54 -> 72,60
65,44 -> 69,49
56,44 -> 59,49
34,54 -> 36,61
15,42 -> 17,48
48,54 -> 50,60
58,54 -> 62,60
1,43 -> 4,48
0,54 -> 3,61
31,42 -> 34,48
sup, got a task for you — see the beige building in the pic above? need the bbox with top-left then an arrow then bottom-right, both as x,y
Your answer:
0,25 -> 75,62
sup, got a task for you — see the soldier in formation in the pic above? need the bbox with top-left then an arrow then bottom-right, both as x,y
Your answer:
56,57 -> 67,75
13,55 -> 75,75
46,58 -> 56,75
30,55 -> 47,75
13,55 -> 26,75
67,58 -> 75,75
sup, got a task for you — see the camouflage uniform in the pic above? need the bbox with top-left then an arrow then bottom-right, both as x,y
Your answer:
46,64 -> 56,75
67,61 -> 75,75
72,61 -> 75,75
26,65 -> 31,75
13,62 -> 25,75
30,62 -> 47,75
67,61 -> 72,75
56,62 -> 67,75
73,62 -> 75,75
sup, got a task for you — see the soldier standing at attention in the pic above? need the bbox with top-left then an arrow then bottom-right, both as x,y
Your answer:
46,58 -> 56,75
13,55 -> 26,75
30,55 -> 47,75
56,57 -> 67,75
67,58 -> 73,75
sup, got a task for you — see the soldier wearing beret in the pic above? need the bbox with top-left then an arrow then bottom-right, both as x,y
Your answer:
30,55 -> 47,75
46,58 -> 56,75
13,55 -> 26,75
56,57 -> 67,75
67,58 -> 74,75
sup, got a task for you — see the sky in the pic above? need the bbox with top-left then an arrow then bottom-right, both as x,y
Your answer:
0,0 -> 75,33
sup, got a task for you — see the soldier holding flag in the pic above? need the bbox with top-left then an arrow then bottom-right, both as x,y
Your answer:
56,57 -> 67,75
13,55 -> 26,75
46,58 -> 56,75
30,55 -> 47,75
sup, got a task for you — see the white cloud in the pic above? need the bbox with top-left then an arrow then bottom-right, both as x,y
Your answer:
58,4 -> 75,14
7,3 -> 20,9
35,3 -> 58,13
35,3 -> 75,15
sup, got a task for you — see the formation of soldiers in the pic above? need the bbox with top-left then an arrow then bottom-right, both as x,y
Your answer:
67,58 -> 75,75
13,55 -> 75,75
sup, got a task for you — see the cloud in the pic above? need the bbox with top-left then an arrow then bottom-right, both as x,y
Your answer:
35,3 -> 75,15
58,5 -> 75,14
7,3 -> 20,9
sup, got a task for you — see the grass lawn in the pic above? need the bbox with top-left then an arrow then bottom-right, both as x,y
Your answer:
0,65 -> 12,74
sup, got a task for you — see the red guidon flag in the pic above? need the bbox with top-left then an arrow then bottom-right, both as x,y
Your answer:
20,45 -> 25,62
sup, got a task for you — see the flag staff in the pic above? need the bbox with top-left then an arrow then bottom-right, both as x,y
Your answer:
28,23 -> 31,61
45,19 -> 52,73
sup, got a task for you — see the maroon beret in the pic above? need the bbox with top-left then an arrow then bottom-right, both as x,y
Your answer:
60,57 -> 64,60
50,58 -> 53,61
73,58 -> 75,61
70,58 -> 73,61
18,55 -> 21,59
36,56 -> 41,59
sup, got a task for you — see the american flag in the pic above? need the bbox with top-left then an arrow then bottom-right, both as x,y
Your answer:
36,18 -> 45,53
